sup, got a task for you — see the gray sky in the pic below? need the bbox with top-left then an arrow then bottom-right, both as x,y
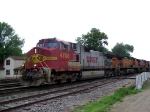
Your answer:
0,0 -> 150,60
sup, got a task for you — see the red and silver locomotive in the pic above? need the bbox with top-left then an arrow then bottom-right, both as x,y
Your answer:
20,37 -> 150,86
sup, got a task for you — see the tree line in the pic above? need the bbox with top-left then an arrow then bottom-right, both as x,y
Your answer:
0,22 -> 134,62
76,28 -> 134,57
0,22 -> 25,62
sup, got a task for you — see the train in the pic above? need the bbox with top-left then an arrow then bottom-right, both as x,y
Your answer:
20,37 -> 150,86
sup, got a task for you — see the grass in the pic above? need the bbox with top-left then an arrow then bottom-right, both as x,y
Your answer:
73,79 -> 150,112
141,79 -> 150,90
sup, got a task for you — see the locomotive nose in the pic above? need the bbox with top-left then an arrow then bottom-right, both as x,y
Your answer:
28,54 -> 44,64
31,54 -> 41,63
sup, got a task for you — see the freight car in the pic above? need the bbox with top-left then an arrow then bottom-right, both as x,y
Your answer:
20,38 -> 150,86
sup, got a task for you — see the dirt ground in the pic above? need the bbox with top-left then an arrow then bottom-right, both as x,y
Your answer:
111,89 -> 150,112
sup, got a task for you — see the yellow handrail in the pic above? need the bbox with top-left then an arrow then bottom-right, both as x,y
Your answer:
37,58 -> 44,68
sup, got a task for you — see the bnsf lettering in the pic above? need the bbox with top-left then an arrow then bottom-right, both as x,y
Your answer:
87,56 -> 98,63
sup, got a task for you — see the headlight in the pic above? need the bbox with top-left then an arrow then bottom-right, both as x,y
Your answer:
34,49 -> 37,53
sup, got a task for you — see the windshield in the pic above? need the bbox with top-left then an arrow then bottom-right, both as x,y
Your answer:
45,42 -> 58,48
36,43 -> 44,47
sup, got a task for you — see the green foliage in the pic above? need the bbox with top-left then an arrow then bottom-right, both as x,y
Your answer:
0,22 -> 25,62
74,85 -> 140,112
112,42 -> 134,57
142,79 -> 150,90
76,28 -> 109,52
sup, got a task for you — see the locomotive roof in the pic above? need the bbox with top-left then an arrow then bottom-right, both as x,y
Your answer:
104,52 -> 136,59
38,37 -> 72,45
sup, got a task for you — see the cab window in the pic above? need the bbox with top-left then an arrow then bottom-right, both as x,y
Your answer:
45,42 -> 58,48
60,42 -> 70,51
36,43 -> 44,47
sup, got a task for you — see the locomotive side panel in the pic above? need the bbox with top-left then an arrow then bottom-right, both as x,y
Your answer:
98,52 -> 107,68
81,71 -> 105,79
80,51 -> 106,69
112,57 -> 119,67
132,58 -> 138,68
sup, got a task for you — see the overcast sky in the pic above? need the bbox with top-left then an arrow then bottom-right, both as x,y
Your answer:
0,0 -> 150,60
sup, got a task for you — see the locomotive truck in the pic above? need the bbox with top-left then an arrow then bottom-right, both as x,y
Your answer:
20,37 -> 150,86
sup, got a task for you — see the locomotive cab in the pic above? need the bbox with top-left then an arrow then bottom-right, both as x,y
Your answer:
20,38 -> 80,86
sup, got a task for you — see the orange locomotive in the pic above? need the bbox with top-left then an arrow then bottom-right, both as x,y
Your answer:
20,38 -> 150,86
111,57 -> 150,76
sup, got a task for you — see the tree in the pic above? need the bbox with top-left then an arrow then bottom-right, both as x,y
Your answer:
0,22 -> 25,62
112,42 -> 134,57
76,28 -> 108,52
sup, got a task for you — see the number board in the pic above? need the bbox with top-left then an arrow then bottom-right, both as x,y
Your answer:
60,53 -> 70,58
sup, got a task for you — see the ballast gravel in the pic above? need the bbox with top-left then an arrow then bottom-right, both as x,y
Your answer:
8,79 -> 135,112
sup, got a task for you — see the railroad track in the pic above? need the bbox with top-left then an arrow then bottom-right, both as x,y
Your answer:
113,73 -> 138,79
0,82 -> 21,88
0,77 -> 105,96
0,79 -> 19,82
0,86 -> 30,95
0,75 -> 136,96
0,78 -> 123,112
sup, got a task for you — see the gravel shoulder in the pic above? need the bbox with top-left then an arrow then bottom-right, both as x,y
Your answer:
111,86 -> 150,112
